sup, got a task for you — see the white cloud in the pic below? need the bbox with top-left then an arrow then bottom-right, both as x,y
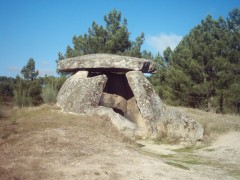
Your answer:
38,60 -> 57,77
41,60 -> 50,66
39,69 -> 56,77
146,33 -> 183,54
6,66 -> 21,73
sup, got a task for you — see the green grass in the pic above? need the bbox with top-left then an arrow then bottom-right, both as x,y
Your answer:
0,107 -> 6,119
172,147 -> 195,153
229,169 -> 240,178
159,154 -> 174,158
153,137 -> 181,145
204,148 -> 215,152
179,159 -> 203,165
165,161 -> 190,170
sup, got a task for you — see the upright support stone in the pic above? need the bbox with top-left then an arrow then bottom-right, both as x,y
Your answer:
126,71 -> 164,137
57,72 -> 107,114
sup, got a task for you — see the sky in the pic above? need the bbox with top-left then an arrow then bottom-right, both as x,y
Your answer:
0,0 -> 239,77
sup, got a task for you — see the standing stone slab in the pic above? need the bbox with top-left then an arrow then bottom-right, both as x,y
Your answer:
126,97 -> 150,138
56,71 -> 88,108
126,71 -> 164,137
57,71 -> 107,114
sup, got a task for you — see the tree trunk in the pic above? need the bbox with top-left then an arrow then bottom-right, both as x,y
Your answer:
219,92 -> 224,113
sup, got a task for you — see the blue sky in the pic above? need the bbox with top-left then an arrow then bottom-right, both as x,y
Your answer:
0,0 -> 239,77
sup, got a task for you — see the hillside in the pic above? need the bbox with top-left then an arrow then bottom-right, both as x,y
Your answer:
0,105 -> 240,179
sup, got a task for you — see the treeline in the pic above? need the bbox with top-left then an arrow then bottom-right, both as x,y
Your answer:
1,9 -> 147,107
0,58 -> 65,107
1,9 -> 239,114
149,8 -> 240,113
58,8 -> 239,113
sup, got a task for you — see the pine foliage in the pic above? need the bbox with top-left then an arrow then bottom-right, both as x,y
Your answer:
150,8 -> 240,113
57,9 -> 145,62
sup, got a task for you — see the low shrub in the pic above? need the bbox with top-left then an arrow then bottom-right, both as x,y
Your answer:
0,107 -> 5,119
13,89 -> 32,107
41,84 -> 57,104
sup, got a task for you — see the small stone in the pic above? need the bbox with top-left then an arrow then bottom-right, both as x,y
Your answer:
87,106 -> 136,139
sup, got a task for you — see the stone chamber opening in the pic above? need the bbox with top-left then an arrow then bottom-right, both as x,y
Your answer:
89,72 -> 141,124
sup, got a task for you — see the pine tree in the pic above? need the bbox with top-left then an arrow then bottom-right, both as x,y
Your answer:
58,9 -> 145,61
15,59 -> 42,107
150,8 -> 240,113
163,47 -> 173,64
21,58 -> 39,81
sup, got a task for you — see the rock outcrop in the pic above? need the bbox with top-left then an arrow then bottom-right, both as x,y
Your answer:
157,107 -> 204,142
57,54 -> 204,142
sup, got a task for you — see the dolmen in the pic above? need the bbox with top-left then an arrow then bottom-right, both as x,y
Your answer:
57,54 -> 204,142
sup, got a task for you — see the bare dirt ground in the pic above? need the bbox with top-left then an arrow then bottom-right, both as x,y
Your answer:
0,105 -> 239,180
139,131 -> 240,180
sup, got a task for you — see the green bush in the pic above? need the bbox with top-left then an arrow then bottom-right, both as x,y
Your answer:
14,89 -> 32,107
41,84 -> 57,104
13,76 -> 42,107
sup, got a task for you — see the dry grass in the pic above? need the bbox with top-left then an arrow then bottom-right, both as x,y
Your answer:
172,106 -> 240,142
0,104 -> 129,179
0,109 -> 4,119
0,104 -> 7,120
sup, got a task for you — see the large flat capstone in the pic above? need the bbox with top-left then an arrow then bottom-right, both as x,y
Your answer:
57,54 -> 156,73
